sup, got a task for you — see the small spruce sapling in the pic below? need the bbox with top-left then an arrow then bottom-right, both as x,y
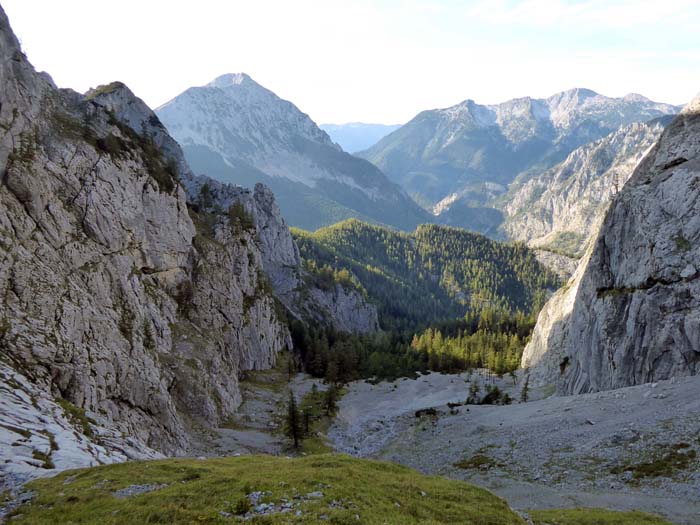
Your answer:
284,391 -> 302,449
466,381 -> 481,405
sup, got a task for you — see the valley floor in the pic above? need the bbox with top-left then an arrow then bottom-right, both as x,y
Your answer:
3,364 -> 698,524
328,371 -> 700,525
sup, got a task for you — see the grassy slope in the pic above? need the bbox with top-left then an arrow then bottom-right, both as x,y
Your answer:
11,455 -> 525,525
529,508 -> 671,525
8,454 -> 672,525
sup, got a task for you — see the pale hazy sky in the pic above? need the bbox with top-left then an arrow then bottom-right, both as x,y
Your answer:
4,0 -> 699,124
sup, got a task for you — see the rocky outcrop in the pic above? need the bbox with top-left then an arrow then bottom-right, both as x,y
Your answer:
100,82 -> 379,334
182,175 -> 379,334
0,5 -> 291,485
502,119 -> 669,257
532,249 -> 580,281
306,285 -> 379,334
522,95 -> 700,394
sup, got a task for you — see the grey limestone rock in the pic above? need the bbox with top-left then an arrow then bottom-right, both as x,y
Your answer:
523,94 -> 700,394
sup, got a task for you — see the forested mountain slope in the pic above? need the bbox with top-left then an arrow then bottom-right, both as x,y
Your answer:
293,220 -> 558,333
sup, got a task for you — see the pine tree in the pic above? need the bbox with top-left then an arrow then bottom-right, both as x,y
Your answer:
284,391 -> 302,449
324,384 -> 338,416
509,370 -> 517,386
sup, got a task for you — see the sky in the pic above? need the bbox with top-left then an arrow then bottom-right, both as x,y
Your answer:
3,0 -> 699,124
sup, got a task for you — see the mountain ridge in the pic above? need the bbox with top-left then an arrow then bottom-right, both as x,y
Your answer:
360,87 -> 681,218
156,73 -> 430,231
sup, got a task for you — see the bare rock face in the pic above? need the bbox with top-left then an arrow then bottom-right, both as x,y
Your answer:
522,95 -> 700,394
532,249 -> 580,281
306,285 -> 379,334
0,5 -> 290,485
502,119 -> 668,258
182,175 -> 378,334
0,363 -> 163,492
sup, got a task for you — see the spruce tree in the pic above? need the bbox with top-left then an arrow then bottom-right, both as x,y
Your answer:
324,384 -> 338,416
284,391 -> 302,449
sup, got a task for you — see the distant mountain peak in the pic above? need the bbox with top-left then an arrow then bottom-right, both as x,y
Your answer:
157,75 -> 428,231
623,92 -> 651,103
682,92 -> 700,114
565,87 -> 599,98
207,72 -> 255,88
360,87 -> 680,210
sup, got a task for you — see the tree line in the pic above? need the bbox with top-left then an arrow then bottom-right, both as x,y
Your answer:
289,306 -> 537,383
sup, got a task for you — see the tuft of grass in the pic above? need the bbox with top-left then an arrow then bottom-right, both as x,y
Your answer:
673,234 -> 691,252
232,496 -> 251,515
84,81 -> 127,101
55,398 -> 95,439
31,450 -> 55,470
454,453 -> 502,471
611,444 -> 697,480
0,423 -> 31,439
10,454 -> 526,524
529,508 -> 672,524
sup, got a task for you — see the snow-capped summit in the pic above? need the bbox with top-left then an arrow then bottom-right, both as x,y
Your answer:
157,74 -> 428,231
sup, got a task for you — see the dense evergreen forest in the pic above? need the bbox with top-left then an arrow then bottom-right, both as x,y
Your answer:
293,219 -> 557,332
289,219 -> 559,382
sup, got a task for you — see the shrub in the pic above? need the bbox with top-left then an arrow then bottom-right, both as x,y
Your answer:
232,496 -> 251,515
480,384 -> 504,405
228,202 -> 255,231
142,319 -> 156,352
56,398 -> 95,439
95,133 -> 127,159
454,454 -> 501,471
174,280 -> 194,316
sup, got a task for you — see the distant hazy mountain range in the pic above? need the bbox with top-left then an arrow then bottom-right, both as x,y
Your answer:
358,88 -> 680,231
320,122 -> 401,153
156,74 -> 428,231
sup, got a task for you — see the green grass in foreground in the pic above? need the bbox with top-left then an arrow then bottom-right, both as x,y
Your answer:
10,454 -> 526,524
8,455 -> 673,525
529,508 -> 672,525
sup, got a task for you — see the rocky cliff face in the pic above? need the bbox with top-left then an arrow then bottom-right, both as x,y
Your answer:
180,174 -> 379,335
522,95 -> 700,394
502,119 -> 669,257
0,6 -> 294,486
98,82 -> 378,336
